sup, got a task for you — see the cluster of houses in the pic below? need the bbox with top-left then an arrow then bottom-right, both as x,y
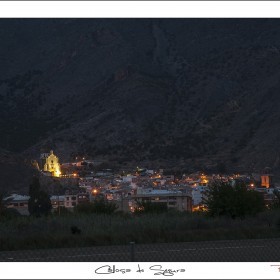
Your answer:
3,192 -> 90,215
3,151 -> 280,215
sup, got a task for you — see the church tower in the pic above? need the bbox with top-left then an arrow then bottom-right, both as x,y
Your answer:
42,150 -> 61,177
261,167 -> 274,188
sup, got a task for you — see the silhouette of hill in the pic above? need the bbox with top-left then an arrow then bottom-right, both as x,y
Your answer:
1,19 -> 280,190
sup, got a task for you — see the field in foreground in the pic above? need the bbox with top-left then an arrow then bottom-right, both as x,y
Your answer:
1,238 -> 280,262
0,211 -> 280,251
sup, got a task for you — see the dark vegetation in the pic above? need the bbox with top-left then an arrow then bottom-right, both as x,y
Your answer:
205,181 -> 265,219
0,210 -> 280,251
74,198 -> 118,215
28,177 -> 52,217
0,180 -> 280,250
134,201 -> 168,214
0,194 -> 21,219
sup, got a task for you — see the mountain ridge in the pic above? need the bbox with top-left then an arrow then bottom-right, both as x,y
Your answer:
1,19 -> 280,191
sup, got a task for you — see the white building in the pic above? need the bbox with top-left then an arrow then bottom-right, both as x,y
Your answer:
192,185 -> 208,206
126,188 -> 193,212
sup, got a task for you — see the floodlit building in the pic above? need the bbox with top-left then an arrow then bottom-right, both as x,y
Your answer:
261,167 -> 274,188
261,174 -> 274,188
41,150 -> 61,177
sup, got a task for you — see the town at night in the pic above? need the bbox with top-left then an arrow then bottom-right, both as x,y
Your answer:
1,3 -> 280,278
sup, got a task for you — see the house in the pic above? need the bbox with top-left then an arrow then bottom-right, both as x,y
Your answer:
50,195 -> 65,209
64,194 -> 78,208
77,193 -> 90,204
121,188 -> 192,212
163,175 -> 175,181
4,194 -> 30,215
64,192 -> 89,209
254,187 -> 277,207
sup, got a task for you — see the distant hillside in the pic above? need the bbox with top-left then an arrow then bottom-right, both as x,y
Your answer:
1,19 -> 280,190
0,149 -> 35,193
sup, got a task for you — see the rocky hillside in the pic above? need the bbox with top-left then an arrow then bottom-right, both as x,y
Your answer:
0,148 -> 35,193
1,19 -> 280,189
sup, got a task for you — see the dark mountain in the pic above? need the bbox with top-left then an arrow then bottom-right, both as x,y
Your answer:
0,148 -> 35,193
1,18 -> 280,189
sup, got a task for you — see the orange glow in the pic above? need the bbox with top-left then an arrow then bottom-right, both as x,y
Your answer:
92,189 -> 98,194
200,175 -> 208,184
261,175 -> 271,188
192,206 -> 200,212
193,205 -> 207,212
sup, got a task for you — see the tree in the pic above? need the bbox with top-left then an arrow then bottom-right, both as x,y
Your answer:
0,193 -> 5,216
75,198 -> 118,214
28,176 -> 52,217
29,176 -> 40,197
205,180 -> 265,219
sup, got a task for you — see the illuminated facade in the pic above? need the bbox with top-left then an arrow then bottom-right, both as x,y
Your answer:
261,167 -> 274,188
42,150 -> 61,177
261,175 -> 273,188
199,174 -> 209,186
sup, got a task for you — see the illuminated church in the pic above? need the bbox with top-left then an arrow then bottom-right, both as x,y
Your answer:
40,150 -> 61,177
